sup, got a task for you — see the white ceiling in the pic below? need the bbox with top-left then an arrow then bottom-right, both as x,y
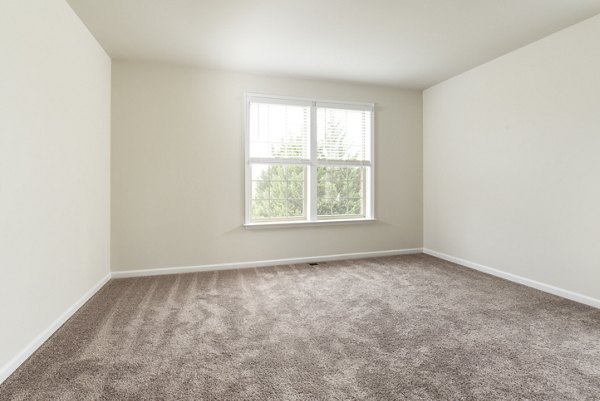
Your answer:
66,0 -> 600,89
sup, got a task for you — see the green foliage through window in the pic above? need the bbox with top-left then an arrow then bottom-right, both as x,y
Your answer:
317,166 -> 363,217
251,165 -> 305,220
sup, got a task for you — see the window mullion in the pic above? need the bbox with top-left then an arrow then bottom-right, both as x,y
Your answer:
316,159 -> 371,167
248,157 -> 309,165
308,102 -> 318,222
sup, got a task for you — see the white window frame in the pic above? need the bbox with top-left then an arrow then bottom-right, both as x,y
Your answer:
244,93 -> 375,228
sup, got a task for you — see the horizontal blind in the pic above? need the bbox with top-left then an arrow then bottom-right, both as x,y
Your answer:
249,102 -> 310,159
317,107 -> 371,162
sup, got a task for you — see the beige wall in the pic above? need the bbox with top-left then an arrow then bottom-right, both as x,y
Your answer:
0,0 -> 111,373
424,15 -> 600,300
112,61 -> 423,271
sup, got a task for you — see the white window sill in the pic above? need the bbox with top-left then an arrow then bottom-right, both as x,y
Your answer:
244,218 -> 376,229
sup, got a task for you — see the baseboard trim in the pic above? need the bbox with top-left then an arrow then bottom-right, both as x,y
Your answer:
0,273 -> 111,385
423,248 -> 600,309
111,248 -> 424,279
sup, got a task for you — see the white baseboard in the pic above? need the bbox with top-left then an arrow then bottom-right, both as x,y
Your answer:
111,248 -> 424,279
423,248 -> 600,309
0,273 -> 111,385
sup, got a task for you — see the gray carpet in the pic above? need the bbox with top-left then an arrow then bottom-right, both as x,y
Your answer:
1,254 -> 599,400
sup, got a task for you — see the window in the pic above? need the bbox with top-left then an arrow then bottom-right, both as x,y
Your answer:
245,94 -> 374,226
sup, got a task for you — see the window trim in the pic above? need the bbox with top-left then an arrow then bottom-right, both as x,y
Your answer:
244,93 -> 375,227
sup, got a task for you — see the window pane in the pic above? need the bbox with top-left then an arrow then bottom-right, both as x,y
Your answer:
251,164 -> 306,220
317,108 -> 371,161
249,103 -> 310,159
317,166 -> 365,218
